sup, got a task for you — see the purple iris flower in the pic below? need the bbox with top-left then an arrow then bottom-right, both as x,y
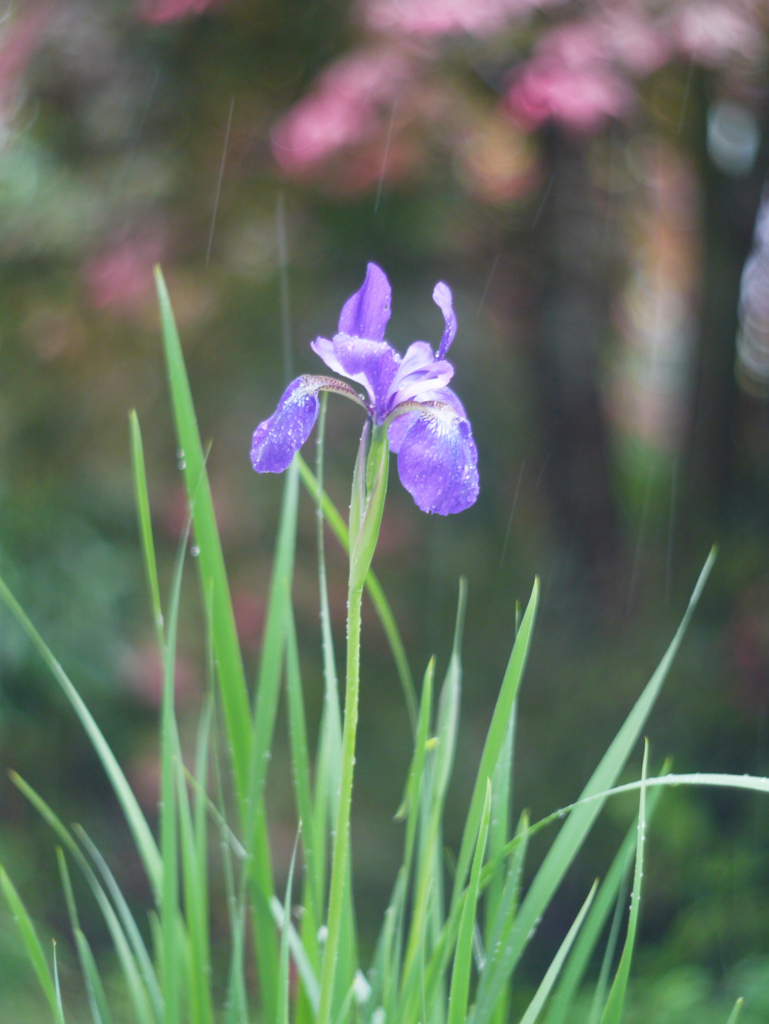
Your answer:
250,263 -> 479,515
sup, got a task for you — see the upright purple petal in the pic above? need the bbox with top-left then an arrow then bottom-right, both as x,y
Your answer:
386,341 -> 454,410
251,376 -> 321,473
338,263 -> 392,342
433,282 -> 457,359
397,406 -> 479,515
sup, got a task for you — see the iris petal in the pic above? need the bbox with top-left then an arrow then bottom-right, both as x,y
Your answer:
311,335 -> 347,377
396,405 -> 479,515
338,262 -> 392,342
433,282 -> 457,359
252,264 -> 477,517
387,341 -> 454,410
388,386 -> 467,453
250,376 -> 322,473
311,334 -> 400,419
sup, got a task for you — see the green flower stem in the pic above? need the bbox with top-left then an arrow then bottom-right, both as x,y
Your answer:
317,579 -> 364,1024
318,424 -> 389,1024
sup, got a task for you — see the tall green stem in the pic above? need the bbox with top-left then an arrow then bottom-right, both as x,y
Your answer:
317,581 -> 364,1024
318,424 -> 389,1024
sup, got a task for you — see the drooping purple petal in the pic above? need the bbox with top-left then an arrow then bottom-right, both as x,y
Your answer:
312,334 -> 400,420
386,341 -> 454,410
396,406 -> 479,515
338,262 -> 392,342
250,376 -> 322,473
433,282 -> 457,359
388,386 -> 467,453
387,411 -> 414,455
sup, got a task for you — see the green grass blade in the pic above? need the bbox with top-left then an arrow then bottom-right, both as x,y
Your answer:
249,456 -> 299,807
53,941 -> 64,1023
154,266 -> 252,801
382,658 -> 434,1020
223,901 -> 249,1024
210,698 -> 250,1024
435,579 -> 467,819
158,525 -> 191,1024
10,775 -> 158,1024
402,583 -> 465,991
451,579 -> 539,913
409,888 -> 464,1024
447,780 -> 491,1024
156,264 -> 284,1020
481,811 -> 530,993
469,548 -> 715,1024
517,881 -> 598,1024
270,896 -> 321,1013
74,930 -> 115,1024
726,997 -> 744,1024
0,578 -> 162,897
177,754 -> 214,1024
284,594 -> 324,998
599,741 -> 649,1024
550,854 -> 630,1024
277,833 -> 300,1024
56,848 -> 114,1024
546,778 -> 666,1024
130,410 -> 165,652
285,596 -> 318,913
371,870 -> 406,1022
330,979 -> 357,1024
56,845 -> 80,934
588,866 -> 629,1024
487,706 -> 515,933
194,694 -> 214,963
0,865 -> 66,1024
74,826 -> 162,1021
397,657 -> 435,874
297,454 -> 416,729
243,457 -> 300,1022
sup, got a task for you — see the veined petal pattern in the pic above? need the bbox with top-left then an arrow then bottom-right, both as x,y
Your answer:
396,404 -> 479,515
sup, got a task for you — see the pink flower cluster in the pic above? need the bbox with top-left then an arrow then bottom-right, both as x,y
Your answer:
506,12 -> 671,133
363,0 -> 550,38
270,0 -> 768,182
137,0 -> 225,24
0,4 -> 54,118
83,232 -> 167,316
271,45 -> 412,177
676,1 -> 764,66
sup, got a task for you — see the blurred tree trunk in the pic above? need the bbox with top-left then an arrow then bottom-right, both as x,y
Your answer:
513,129 -> 621,601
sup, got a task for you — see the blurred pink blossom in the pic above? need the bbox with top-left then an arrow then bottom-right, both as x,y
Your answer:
363,0 -> 551,38
503,9 -> 669,134
83,233 -> 166,315
124,642 -> 199,708
138,0 -> 225,24
0,5 -> 52,116
675,2 -> 764,66
540,12 -> 671,78
506,59 -> 635,133
271,47 -> 410,174
536,21 -> 607,71
601,10 -> 671,76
